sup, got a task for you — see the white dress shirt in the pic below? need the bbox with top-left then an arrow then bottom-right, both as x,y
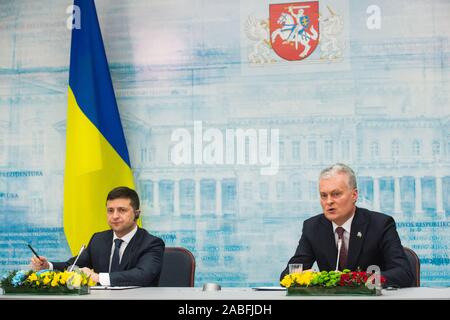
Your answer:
98,226 -> 138,286
46,226 -> 138,286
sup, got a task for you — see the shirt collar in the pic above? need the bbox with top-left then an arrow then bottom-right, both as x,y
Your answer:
332,213 -> 355,234
113,225 -> 138,245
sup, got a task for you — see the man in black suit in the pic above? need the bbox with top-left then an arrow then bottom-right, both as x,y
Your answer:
280,164 -> 414,288
31,186 -> 165,287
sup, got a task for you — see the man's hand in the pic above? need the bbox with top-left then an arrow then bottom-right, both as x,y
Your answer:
80,267 -> 99,284
30,256 -> 49,271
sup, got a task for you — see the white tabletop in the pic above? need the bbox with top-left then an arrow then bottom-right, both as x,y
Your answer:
1,287 -> 449,300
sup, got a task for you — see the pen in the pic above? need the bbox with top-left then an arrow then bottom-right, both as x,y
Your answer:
27,244 -> 41,261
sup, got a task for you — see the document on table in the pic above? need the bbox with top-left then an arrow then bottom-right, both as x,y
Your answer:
252,286 -> 286,291
90,286 -> 140,290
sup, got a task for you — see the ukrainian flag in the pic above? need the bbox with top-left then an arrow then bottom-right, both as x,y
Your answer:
64,0 -> 135,255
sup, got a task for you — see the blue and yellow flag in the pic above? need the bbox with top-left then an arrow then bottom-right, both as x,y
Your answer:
64,0 -> 135,255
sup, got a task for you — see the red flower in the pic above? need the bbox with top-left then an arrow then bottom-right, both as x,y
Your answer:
367,273 -> 387,285
338,270 -> 386,288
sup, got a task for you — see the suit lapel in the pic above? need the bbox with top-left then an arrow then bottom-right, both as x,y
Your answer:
346,208 -> 369,270
319,215 -> 338,270
100,230 -> 113,272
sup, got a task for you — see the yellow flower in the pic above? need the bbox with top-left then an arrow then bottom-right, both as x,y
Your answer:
297,271 -> 315,286
68,273 -> 82,288
2,270 -> 94,291
88,277 -> 97,286
59,271 -> 69,285
27,273 -> 38,282
281,271 -> 317,287
291,272 -> 301,283
51,278 -> 59,287
280,274 -> 293,288
50,273 -> 60,287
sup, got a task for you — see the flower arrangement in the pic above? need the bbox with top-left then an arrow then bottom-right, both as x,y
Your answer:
1,269 -> 96,295
280,269 -> 386,296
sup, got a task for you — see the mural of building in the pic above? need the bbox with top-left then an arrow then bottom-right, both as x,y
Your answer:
0,0 -> 449,286
124,115 -> 449,285
135,117 -> 450,221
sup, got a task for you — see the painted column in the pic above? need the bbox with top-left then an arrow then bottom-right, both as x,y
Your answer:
173,179 -> 180,216
195,178 -> 201,216
435,176 -> 445,218
270,180 -> 277,202
373,176 -> 380,212
153,179 -> 160,215
415,176 -> 424,214
394,176 -> 402,216
216,179 -> 222,216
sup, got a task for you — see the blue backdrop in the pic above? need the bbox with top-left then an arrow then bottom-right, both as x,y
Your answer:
0,0 -> 449,287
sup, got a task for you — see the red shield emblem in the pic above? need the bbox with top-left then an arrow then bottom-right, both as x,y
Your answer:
269,2 -> 319,61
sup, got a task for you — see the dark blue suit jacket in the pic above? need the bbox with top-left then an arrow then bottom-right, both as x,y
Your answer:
280,207 -> 414,288
53,228 -> 165,287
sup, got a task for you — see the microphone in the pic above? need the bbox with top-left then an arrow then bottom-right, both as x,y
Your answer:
68,245 -> 85,272
335,238 -> 342,271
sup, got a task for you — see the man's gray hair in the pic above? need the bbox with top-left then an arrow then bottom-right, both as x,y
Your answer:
319,163 -> 357,190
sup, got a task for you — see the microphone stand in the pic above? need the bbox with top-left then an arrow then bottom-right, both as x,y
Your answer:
335,238 -> 342,271
68,245 -> 85,272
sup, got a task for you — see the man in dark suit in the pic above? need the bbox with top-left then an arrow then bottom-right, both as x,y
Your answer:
280,164 -> 414,288
31,186 -> 165,287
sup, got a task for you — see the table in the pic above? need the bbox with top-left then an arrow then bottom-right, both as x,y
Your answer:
1,287 -> 449,300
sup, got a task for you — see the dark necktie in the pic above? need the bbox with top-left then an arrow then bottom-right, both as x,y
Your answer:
110,239 -> 124,272
335,227 -> 348,270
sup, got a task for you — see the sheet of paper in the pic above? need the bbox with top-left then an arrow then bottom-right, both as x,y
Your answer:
251,286 -> 286,291
90,286 -> 140,290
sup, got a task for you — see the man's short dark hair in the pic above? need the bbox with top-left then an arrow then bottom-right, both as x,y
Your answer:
106,186 -> 140,211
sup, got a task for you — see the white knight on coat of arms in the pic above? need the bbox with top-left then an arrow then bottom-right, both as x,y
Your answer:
244,2 -> 344,63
